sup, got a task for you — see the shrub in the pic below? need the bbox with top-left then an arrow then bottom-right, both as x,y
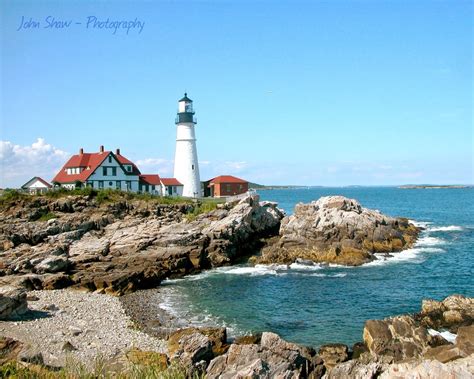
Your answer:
0,189 -> 27,207
185,201 -> 218,222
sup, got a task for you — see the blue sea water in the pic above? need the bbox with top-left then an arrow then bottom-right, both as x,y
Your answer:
158,187 -> 474,348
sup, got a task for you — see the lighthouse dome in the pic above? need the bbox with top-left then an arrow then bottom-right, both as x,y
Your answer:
179,93 -> 193,102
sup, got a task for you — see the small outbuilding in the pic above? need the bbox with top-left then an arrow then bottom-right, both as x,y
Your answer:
205,175 -> 249,197
160,178 -> 184,197
21,177 -> 52,194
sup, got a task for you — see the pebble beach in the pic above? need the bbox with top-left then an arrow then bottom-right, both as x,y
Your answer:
0,289 -> 166,367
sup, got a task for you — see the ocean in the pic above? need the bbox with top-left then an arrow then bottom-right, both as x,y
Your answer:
156,187 -> 473,348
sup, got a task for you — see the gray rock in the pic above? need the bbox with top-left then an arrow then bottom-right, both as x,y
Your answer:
18,346 -> 44,365
318,343 -> 349,369
173,332 -> 213,366
0,285 -> 28,319
35,256 -> 70,274
62,341 -> 77,352
363,315 -> 430,362
255,196 -> 420,266
206,332 -> 316,378
327,360 -> 383,379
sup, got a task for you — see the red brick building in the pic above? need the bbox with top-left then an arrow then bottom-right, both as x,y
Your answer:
206,175 -> 249,197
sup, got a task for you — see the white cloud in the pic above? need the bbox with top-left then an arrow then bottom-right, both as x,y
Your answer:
0,138 -> 69,188
223,161 -> 248,171
135,157 -> 173,176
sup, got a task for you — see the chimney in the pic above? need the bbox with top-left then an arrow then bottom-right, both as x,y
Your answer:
99,145 -> 104,153
116,148 -> 120,155
79,148 -> 84,155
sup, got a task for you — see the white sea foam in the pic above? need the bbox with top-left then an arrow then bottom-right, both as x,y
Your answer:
428,329 -> 457,344
364,246 -> 445,267
410,220 -> 433,228
225,264 -> 288,276
415,236 -> 445,247
429,225 -> 463,232
306,272 -> 347,278
289,262 -> 324,271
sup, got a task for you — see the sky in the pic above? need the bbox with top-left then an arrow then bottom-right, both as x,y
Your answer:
1,0 -> 472,187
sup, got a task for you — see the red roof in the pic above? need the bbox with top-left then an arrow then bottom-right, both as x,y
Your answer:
52,150 -> 140,183
160,178 -> 183,186
139,174 -> 161,185
209,175 -> 248,184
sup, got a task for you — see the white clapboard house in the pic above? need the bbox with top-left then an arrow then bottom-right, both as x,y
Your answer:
52,146 -> 182,196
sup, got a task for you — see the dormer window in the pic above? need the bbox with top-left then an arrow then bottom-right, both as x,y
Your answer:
66,167 -> 82,175
108,155 -> 112,163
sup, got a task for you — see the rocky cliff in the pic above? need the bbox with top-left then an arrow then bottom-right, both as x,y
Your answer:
253,195 -> 420,266
0,193 -> 284,295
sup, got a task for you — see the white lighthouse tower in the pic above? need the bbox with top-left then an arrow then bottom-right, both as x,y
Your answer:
173,93 -> 201,197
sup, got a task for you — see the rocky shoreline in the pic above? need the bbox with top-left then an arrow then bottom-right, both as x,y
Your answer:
0,192 -> 284,295
1,287 -> 473,378
0,193 -> 421,298
3,191 -> 472,377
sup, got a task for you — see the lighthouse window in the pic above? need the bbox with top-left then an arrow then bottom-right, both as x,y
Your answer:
192,165 -> 194,170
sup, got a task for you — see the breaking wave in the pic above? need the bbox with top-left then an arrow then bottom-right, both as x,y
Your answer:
429,225 -> 463,232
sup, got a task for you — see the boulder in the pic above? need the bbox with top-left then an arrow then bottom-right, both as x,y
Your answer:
416,294 -> 474,332
0,336 -> 24,364
171,332 -> 213,367
35,256 -> 70,274
18,346 -> 44,365
423,345 -> 464,363
326,360 -> 383,379
318,343 -> 349,369
455,325 -> 474,355
363,315 -> 431,362
378,355 -> 474,379
206,332 -> 319,378
0,285 -> 28,319
254,196 -> 420,266
168,327 -> 227,359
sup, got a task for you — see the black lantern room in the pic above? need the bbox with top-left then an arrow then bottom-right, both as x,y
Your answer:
175,93 -> 197,124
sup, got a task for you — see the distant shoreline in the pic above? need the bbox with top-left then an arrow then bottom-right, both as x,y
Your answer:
398,185 -> 471,189
249,184 -> 472,190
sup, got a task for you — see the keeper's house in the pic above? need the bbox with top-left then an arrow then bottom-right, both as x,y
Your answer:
204,175 -> 249,197
21,177 -> 52,194
52,146 -> 177,196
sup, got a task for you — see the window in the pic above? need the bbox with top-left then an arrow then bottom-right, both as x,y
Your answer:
226,184 -> 231,192
239,184 -> 243,190
112,167 -> 117,176
103,167 -> 107,176
126,181 -> 131,190
99,181 -> 104,189
126,165 -> 131,172
192,164 -> 194,170
108,156 -> 112,163
116,181 -> 121,189
109,181 -> 113,186
173,186 -> 177,194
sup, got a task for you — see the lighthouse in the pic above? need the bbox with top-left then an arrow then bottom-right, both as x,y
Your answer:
173,93 -> 201,197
